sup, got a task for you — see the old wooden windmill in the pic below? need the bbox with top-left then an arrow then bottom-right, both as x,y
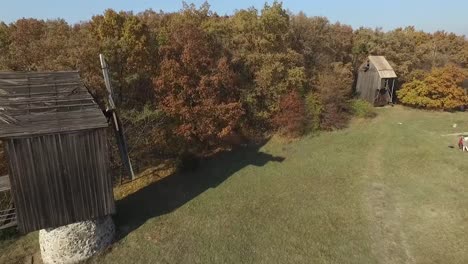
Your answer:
0,55 -> 133,236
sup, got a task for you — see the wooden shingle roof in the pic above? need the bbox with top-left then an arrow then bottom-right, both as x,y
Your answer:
0,71 -> 108,138
368,56 -> 397,78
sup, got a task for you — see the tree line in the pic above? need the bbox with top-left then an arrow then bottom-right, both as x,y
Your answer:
0,2 -> 467,172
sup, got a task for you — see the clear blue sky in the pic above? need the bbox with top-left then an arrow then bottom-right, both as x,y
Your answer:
1,0 -> 467,35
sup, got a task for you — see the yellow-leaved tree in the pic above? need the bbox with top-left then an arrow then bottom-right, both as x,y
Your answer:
397,65 -> 468,110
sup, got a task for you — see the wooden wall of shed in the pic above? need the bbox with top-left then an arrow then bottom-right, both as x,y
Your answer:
356,63 -> 381,104
4,129 -> 115,233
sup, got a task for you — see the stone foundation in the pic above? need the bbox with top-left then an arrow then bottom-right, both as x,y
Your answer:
39,216 -> 115,264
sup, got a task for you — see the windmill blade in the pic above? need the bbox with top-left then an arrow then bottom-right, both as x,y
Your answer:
99,54 -> 116,110
99,54 -> 135,180
110,110 -> 135,180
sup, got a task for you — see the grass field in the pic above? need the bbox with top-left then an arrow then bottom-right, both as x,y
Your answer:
1,106 -> 468,264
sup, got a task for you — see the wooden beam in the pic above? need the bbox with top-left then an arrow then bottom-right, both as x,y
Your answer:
390,79 -> 396,103
0,220 -> 17,230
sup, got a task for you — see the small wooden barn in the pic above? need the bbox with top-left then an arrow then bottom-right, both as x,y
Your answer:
356,56 -> 397,106
0,71 -> 115,233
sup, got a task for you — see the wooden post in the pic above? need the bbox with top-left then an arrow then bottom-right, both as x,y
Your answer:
99,54 -> 116,111
390,79 -> 396,104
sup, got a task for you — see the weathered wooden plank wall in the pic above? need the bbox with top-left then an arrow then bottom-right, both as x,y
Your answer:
4,128 -> 115,233
356,64 -> 380,104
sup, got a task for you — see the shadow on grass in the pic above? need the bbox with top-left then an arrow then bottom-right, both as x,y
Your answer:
114,142 -> 285,241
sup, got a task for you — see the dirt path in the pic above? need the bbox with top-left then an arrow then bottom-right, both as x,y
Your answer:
364,119 -> 415,264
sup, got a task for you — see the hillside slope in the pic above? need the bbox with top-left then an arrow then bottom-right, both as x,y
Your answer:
2,106 -> 468,264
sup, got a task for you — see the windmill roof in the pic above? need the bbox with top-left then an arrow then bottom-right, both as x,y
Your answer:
368,56 -> 397,78
0,71 -> 108,138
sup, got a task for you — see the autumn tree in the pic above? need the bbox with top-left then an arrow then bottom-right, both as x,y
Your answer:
291,15 -> 354,73
289,14 -> 356,131
397,65 -> 468,110
273,90 -> 307,137
154,17 -> 244,152
37,19 -> 74,70
314,63 -> 354,129
351,27 -> 384,76
0,3 -> 467,151
4,18 -> 46,70
90,9 -> 157,107
229,2 -> 307,129
0,22 -> 9,70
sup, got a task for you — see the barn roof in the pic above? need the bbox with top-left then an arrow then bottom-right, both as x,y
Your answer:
368,56 -> 397,78
0,71 -> 108,138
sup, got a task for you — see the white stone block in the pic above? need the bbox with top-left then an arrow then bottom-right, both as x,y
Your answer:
39,216 -> 114,264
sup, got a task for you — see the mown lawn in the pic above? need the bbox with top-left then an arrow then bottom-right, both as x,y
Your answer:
1,106 -> 468,264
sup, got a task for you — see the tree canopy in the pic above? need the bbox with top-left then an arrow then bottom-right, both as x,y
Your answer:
397,65 -> 468,110
0,1 -> 466,159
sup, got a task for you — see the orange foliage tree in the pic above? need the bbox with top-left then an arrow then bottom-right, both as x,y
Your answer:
397,65 -> 468,110
154,22 -> 244,151
273,90 -> 307,137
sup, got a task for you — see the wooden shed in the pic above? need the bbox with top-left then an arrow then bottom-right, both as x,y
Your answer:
0,71 -> 115,233
356,56 -> 397,106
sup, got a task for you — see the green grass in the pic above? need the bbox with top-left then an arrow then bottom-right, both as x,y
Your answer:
2,106 -> 468,264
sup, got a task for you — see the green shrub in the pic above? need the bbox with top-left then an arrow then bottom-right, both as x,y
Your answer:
350,99 -> 376,118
